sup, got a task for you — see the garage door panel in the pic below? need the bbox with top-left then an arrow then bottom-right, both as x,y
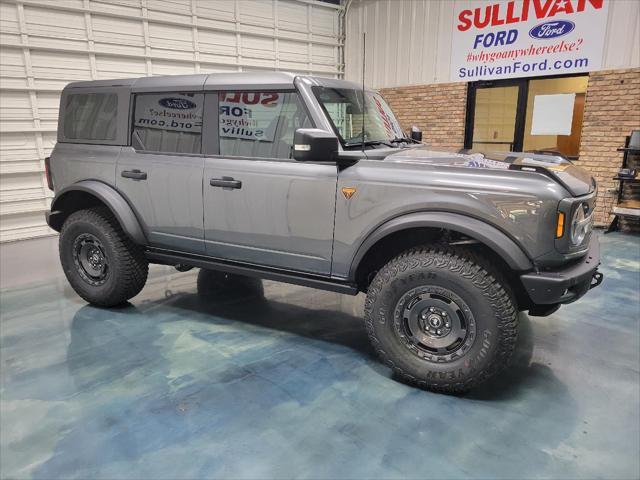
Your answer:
94,42 -> 146,58
92,15 -> 144,47
151,60 -> 196,76
239,1 -> 275,25
0,0 -> 342,242
0,47 -> 27,87
147,0 -> 192,23
196,2 -> 235,22
30,51 -> 91,81
89,0 -> 141,17
0,91 -> 31,122
312,44 -> 336,66
199,64 -> 239,74
311,7 -> 338,36
35,92 -> 60,122
24,6 -> 86,41
95,55 -> 146,78
0,133 -> 38,164
198,29 -> 236,56
0,2 -> 19,35
41,132 -> 57,154
241,35 -> 275,60
0,172 -> 44,196
148,23 -> 193,52
150,48 -> 194,62
27,36 -> 90,55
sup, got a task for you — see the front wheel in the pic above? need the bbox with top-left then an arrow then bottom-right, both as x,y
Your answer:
59,207 -> 148,307
364,246 -> 518,393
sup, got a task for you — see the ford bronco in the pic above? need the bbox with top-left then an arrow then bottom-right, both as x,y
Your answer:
45,73 -> 602,393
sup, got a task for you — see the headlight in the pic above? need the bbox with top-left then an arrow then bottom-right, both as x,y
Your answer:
570,203 -> 590,245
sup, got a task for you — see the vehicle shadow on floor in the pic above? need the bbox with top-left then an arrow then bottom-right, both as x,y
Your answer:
67,269 -> 565,401
151,270 -> 550,399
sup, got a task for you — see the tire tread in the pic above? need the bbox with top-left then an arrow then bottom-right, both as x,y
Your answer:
60,207 -> 148,306
364,245 -> 518,394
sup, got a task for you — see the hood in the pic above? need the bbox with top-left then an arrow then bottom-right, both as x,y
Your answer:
383,147 -> 595,197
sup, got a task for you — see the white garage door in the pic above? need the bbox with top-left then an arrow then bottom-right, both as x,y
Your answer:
0,0 -> 343,242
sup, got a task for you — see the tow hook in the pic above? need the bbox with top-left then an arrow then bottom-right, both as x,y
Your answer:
590,271 -> 603,289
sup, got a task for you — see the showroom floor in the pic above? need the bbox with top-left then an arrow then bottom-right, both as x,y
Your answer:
1,232 -> 639,480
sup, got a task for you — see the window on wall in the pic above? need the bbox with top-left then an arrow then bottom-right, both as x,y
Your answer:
64,93 -> 118,141
522,76 -> 588,158
132,92 -> 203,154
218,91 -> 312,159
466,75 -> 588,159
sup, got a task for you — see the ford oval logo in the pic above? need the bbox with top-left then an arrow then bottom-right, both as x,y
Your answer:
159,97 -> 197,109
529,20 -> 575,39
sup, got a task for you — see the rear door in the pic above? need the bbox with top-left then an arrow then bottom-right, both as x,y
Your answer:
116,91 -> 205,253
202,90 -> 337,275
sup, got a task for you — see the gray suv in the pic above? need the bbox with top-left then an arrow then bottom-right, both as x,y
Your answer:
45,73 -> 602,393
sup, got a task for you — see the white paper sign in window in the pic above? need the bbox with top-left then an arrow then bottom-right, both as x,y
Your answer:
219,92 -> 285,142
530,93 -> 575,136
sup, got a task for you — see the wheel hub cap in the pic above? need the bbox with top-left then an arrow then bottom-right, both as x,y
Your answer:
73,233 -> 109,286
393,286 -> 477,363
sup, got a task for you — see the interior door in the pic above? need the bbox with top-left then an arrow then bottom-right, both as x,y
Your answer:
116,91 -> 205,253
465,79 -> 527,153
202,91 -> 337,275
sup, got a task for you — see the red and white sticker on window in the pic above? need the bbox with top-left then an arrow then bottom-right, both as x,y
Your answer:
219,92 -> 284,142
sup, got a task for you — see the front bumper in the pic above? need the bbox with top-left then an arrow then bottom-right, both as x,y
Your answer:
521,235 -> 603,306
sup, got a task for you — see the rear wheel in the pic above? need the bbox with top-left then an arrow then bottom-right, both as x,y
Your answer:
60,207 -> 148,307
364,246 -> 518,393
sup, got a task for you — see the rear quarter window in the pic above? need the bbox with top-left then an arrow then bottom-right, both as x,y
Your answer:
63,93 -> 118,141
132,92 -> 203,154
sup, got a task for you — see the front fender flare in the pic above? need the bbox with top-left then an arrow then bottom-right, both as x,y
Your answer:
348,211 -> 533,280
48,180 -> 147,245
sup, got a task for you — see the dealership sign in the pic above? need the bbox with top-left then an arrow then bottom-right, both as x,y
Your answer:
450,0 -> 609,81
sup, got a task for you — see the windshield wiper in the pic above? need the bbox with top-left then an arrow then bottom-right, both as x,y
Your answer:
344,139 -> 395,148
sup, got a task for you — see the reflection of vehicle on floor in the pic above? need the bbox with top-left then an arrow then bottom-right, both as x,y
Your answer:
45,72 -> 602,393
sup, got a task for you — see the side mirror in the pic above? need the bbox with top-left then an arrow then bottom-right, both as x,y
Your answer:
293,128 -> 338,162
410,125 -> 422,142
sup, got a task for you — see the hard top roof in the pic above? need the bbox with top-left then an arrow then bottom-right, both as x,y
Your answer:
63,72 -> 364,92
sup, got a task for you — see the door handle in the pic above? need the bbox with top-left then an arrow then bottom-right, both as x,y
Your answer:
210,177 -> 242,189
121,169 -> 147,180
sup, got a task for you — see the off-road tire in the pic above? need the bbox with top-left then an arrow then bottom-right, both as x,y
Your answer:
60,207 -> 148,307
364,246 -> 518,394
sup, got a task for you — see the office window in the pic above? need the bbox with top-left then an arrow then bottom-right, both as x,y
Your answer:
64,93 -> 117,141
218,92 -> 312,159
132,92 -> 203,154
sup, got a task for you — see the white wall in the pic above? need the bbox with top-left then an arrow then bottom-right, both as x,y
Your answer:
0,0 -> 343,242
345,0 -> 640,88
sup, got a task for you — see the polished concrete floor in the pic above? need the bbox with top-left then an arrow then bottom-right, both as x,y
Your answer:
1,232 -> 639,480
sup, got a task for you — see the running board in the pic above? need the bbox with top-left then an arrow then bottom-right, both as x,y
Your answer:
145,248 -> 359,295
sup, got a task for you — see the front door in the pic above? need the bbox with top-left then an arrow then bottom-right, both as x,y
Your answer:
116,91 -> 205,253
202,91 -> 337,275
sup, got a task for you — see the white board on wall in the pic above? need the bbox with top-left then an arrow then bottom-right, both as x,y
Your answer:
531,93 -> 575,136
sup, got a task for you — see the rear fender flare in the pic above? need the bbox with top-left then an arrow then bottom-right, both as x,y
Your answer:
49,180 -> 147,245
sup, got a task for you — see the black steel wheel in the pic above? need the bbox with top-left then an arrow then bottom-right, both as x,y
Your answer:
395,286 -> 476,363
73,233 -> 109,286
60,207 -> 148,307
364,246 -> 518,394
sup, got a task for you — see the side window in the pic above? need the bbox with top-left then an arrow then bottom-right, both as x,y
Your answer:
64,93 -> 117,141
132,92 -> 203,154
218,91 -> 312,159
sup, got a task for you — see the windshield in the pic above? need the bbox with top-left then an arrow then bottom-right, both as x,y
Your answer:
312,87 -> 405,146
